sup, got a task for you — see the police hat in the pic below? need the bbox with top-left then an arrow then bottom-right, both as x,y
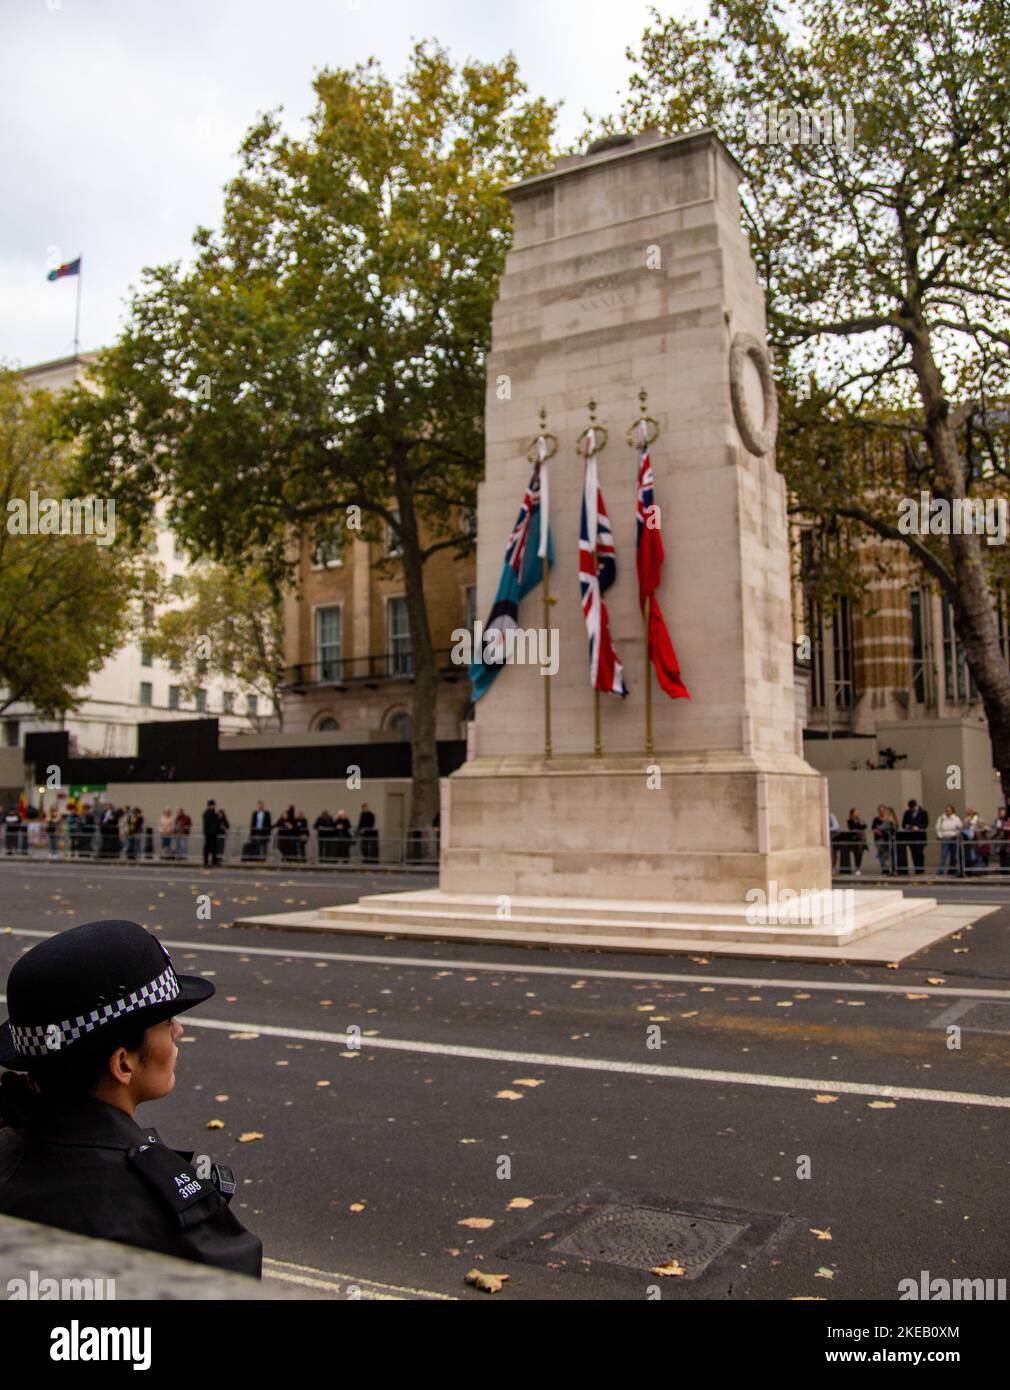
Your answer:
0,920 -> 215,1071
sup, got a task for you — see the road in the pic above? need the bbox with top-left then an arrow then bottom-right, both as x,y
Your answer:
1,860 -> 1008,1300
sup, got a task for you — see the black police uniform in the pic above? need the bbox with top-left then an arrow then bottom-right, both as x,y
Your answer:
0,1098 -> 261,1276
0,918 -> 262,1278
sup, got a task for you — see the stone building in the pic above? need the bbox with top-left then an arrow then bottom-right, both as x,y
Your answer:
279,516 -> 476,743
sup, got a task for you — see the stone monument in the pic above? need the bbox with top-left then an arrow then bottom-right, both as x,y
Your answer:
285,129 -> 945,955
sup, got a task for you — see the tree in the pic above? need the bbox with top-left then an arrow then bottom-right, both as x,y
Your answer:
616,0 -> 1010,795
0,370 -> 141,720
63,43 -> 556,828
150,563 -> 286,729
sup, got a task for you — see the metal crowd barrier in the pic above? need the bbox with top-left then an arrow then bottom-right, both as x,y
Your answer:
832,832 -> 1010,877
0,822 -> 440,869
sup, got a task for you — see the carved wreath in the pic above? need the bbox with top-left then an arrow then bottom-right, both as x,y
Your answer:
729,332 -> 779,457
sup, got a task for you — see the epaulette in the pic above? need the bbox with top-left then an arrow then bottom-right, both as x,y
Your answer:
127,1142 -> 223,1227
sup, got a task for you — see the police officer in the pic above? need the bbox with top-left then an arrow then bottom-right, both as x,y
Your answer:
0,919 -> 261,1278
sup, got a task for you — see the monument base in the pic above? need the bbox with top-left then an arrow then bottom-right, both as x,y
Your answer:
437,753 -> 830,905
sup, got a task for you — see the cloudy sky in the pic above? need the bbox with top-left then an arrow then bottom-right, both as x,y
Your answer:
1,0 -> 707,367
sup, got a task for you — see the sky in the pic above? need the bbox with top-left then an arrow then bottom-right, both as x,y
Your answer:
0,0 -> 705,367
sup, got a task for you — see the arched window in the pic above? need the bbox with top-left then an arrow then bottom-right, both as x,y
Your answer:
386,710 -> 412,742
315,716 -> 339,732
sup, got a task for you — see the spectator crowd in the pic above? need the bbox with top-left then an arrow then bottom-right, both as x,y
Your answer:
828,799 -> 1010,876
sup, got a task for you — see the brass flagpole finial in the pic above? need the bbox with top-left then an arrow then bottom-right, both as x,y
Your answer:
626,386 -> 661,448
577,399 -> 608,457
526,407 -> 558,464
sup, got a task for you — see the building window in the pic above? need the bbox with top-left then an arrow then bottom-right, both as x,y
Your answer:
4,721 -> 20,748
246,694 -> 258,717
831,597 -> 854,709
911,590 -> 927,704
139,681 -> 153,707
222,691 -> 234,714
169,655 -> 181,672
385,509 -> 402,557
311,526 -> 344,568
141,601 -> 155,628
140,643 -> 153,667
196,656 -> 208,676
168,686 -> 180,710
316,605 -> 342,682
387,709 -> 412,741
195,688 -> 208,713
317,716 -> 339,732
942,595 -> 976,702
388,597 -> 412,676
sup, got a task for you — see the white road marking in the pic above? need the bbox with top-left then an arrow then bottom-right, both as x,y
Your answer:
182,1013 -> 1010,1109
4,927 -> 1010,1000
263,1257 -> 454,1300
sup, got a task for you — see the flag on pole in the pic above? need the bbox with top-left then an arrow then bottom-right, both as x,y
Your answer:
470,461 -> 553,701
579,442 -> 627,696
636,441 -> 690,699
47,257 -> 81,282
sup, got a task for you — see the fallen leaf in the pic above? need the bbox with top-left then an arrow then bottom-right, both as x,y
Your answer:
316,1080 -> 331,1087
649,1260 -> 686,1277
445,1248 -> 461,1257
814,1267 -> 835,1279
690,956 -> 709,965
507,1198 -> 534,1210
238,1132 -> 264,1143
926,977 -> 946,986
906,993 -> 929,1000
512,1078 -> 543,1088
206,1119 -> 225,1130
464,1268 -> 509,1293
229,1032 -> 259,1041
810,1228 -> 832,1241
496,1090 -> 524,1100
214,1094 -> 229,1102
868,1100 -> 896,1109
680,1011 -> 699,1019
458,1217 -> 495,1229
813,1094 -> 838,1104
349,1203 -> 366,1212
776,1001 -> 794,1008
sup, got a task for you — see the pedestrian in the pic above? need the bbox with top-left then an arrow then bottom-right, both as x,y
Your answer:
174,807 -> 191,861
840,808 -> 867,876
66,802 -> 81,857
871,805 -> 897,875
276,806 -> 298,862
294,810 -> 309,862
124,807 -> 144,862
333,809 -> 352,863
935,804 -> 963,876
158,806 -> 175,859
901,799 -> 928,875
216,805 -> 230,861
314,810 -> 336,862
46,805 -> 61,860
79,803 -> 96,858
0,919 -> 261,1276
99,805 -> 122,860
995,806 -> 1010,874
357,803 -> 378,863
248,801 -> 271,861
202,799 -> 222,867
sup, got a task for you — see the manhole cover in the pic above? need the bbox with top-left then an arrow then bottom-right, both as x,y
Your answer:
957,1001 -> 1010,1035
551,1203 -> 748,1278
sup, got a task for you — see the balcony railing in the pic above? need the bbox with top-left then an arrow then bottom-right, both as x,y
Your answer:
281,648 -> 458,691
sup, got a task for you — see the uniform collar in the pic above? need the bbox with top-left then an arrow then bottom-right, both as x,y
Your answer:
24,1096 -> 162,1148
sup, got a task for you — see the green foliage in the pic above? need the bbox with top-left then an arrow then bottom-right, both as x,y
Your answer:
0,371 -> 143,716
62,42 -> 557,580
148,564 -> 285,722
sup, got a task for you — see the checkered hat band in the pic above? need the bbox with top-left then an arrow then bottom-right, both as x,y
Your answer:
9,967 -> 180,1058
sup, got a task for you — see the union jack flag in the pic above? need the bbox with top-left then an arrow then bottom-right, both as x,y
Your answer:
579,446 -> 627,696
636,441 -> 689,699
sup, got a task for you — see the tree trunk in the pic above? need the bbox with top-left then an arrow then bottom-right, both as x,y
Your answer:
393,462 -> 441,837
907,321 -> 1010,806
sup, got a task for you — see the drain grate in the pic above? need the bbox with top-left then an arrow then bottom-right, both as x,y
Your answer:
551,1203 -> 747,1278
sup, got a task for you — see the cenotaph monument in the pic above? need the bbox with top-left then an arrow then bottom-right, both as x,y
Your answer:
263,129 -> 952,955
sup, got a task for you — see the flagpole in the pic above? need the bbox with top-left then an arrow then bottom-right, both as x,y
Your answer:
530,407 -> 557,760
581,400 -> 605,757
73,259 -> 82,357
